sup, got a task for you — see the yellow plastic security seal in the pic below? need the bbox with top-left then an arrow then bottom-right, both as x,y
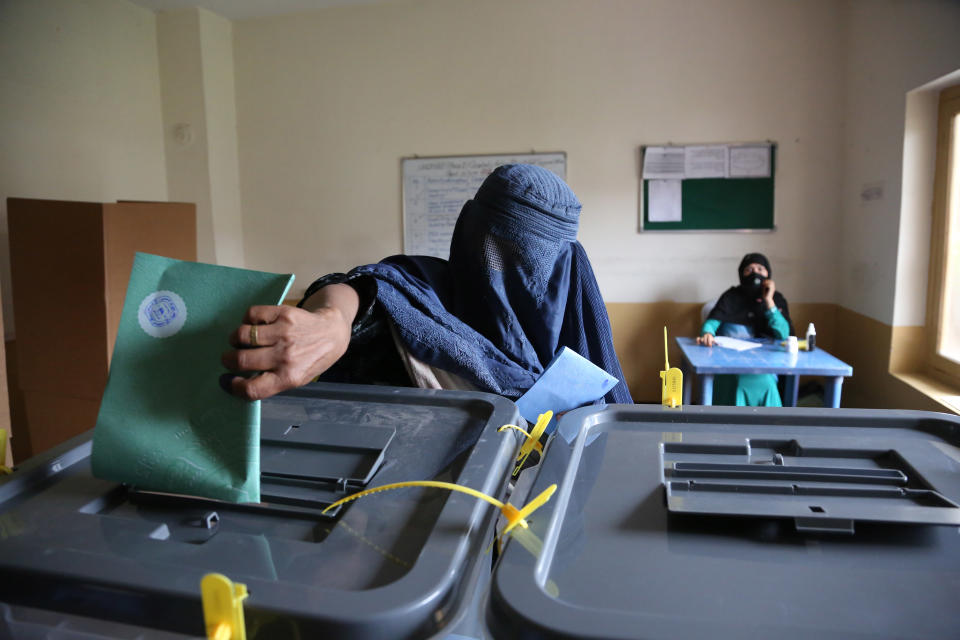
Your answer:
322,480 -> 557,537
660,327 -> 683,408
509,411 -> 552,476
497,424 -> 544,456
0,429 -> 11,475
201,573 -> 248,640
499,411 -> 552,476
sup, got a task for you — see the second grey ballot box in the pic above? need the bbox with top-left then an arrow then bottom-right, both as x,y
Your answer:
0,382 -> 522,639
488,405 -> 960,639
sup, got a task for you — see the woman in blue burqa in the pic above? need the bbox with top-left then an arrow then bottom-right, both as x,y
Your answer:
222,164 -> 632,406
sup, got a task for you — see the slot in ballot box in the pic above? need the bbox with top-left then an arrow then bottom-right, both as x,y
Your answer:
488,405 -> 960,639
0,383 -> 521,639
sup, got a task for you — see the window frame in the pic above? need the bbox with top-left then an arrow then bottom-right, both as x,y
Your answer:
925,84 -> 960,383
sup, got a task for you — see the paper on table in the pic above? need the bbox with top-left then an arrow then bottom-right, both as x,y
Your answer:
515,347 -> 618,435
684,145 -> 728,178
92,252 -> 295,503
729,145 -> 771,178
714,336 -> 763,351
648,179 -> 682,222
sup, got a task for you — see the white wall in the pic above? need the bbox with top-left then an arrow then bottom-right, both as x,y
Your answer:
839,0 -> 960,326
157,7 -> 245,267
198,9 -> 245,268
157,10 -> 214,259
4,0 -> 957,329
233,0 -> 845,302
0,0 -> 168,338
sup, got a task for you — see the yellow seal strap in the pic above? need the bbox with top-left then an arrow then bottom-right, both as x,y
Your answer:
497,424 -> 543,455
660,327 -> 683,409
321,480 -> 557,537
201,573 -> 248,640
0,429 -> 11,475
500,410 -> 553,477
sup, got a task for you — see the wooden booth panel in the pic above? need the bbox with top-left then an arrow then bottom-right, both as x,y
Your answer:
6,198 -> 196,459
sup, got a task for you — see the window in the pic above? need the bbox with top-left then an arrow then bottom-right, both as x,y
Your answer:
927,85 -> 960,381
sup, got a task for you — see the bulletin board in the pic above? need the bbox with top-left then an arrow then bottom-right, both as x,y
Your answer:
402,152 -> 566,258
639,142 -> 776,232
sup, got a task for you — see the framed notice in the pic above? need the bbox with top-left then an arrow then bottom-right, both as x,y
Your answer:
402,152 -> 566,257
639,142 -> 775,232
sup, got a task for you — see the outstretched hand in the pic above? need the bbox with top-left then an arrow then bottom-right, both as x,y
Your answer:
221,284 -> 359,400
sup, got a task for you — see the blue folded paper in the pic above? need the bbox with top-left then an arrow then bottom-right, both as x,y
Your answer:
515,347 -> 619,435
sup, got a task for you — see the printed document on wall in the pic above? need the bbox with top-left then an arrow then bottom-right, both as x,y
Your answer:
642,147 -> 685,179
403,153 -> 566,258
648,179 -> 682,222
729,145 -> 771,177
684,145 -> 728,178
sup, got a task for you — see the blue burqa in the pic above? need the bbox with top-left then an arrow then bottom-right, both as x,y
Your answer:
348,164 -> 632,404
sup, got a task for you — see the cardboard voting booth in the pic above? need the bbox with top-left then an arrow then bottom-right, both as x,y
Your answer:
7,198 -> 196,459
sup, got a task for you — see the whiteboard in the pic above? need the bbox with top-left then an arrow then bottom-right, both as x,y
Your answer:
402,152 -> 566,258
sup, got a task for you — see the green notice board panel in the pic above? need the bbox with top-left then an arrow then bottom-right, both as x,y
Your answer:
641,144 -> 776,231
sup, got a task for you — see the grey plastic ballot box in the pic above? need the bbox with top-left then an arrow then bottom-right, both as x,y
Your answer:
488,405 -> 960,640
0,383 -> 521,639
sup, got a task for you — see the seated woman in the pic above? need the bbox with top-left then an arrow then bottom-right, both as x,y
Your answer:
220,164 -> 633,406
696,253 -> 793,406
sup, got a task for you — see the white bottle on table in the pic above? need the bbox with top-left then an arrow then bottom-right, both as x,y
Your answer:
805,323 -> 816,351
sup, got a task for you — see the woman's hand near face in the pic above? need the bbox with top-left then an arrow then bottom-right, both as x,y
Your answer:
762,279 -> 776,309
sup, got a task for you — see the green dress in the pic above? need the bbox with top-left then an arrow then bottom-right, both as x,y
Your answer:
700,308 -> 790,407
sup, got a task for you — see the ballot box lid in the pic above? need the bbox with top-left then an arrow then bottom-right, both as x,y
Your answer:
488,405 -> 960,640
0,382 -> 520,639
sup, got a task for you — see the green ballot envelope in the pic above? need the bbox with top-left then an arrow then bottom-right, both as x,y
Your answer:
91,252 -> 295,503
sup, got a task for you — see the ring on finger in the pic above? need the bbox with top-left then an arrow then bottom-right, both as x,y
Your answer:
249,324 -> 259,347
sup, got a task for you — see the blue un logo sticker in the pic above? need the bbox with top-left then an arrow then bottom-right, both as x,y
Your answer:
138,291 -> 187,338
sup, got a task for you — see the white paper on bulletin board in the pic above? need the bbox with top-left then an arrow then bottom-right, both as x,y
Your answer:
402,152 -> 566,258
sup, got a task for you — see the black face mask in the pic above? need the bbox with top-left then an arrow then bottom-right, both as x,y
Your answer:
740,272 -> 764,299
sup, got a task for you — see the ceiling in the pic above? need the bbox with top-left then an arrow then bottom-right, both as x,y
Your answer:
127,0 -> 397,20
